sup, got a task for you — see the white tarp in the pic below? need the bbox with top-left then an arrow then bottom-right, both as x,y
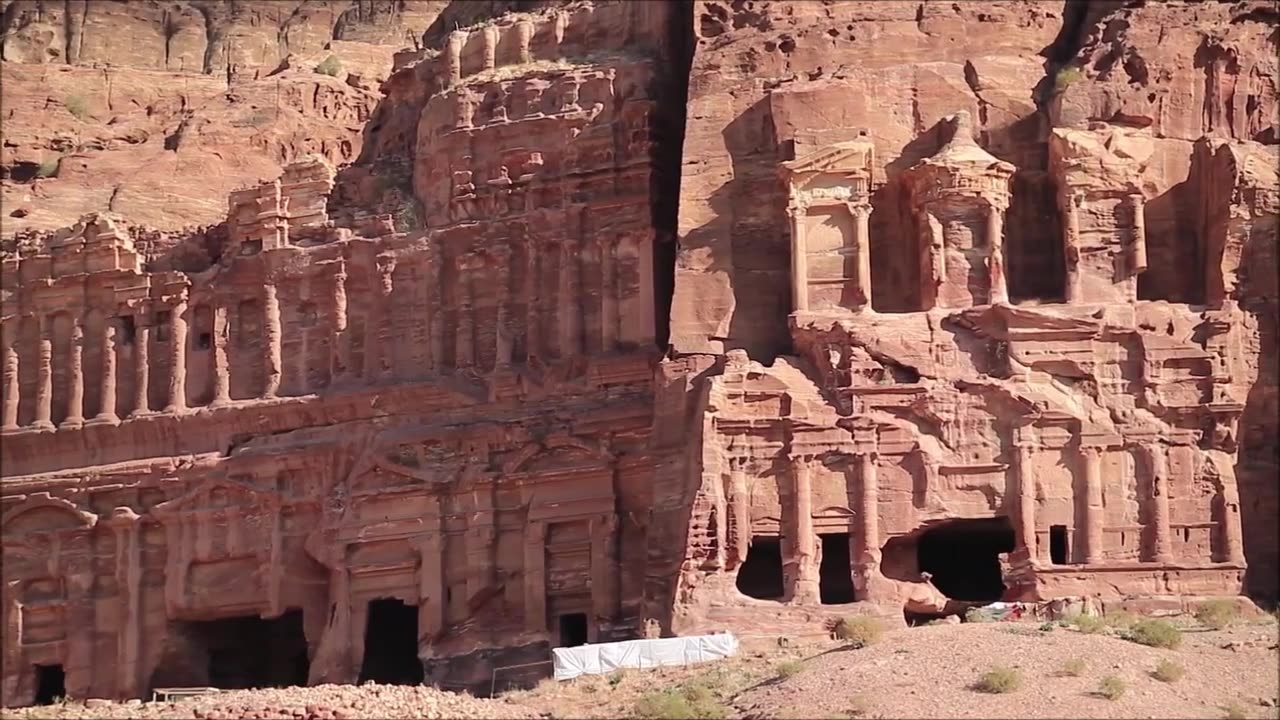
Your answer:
551,633 -> 740,681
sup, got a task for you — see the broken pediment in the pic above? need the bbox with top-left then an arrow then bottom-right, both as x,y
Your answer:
2,493 -> 98,537
151,475 -> 282,518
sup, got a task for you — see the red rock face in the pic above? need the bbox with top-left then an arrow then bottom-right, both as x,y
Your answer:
0,0 -> 1276,707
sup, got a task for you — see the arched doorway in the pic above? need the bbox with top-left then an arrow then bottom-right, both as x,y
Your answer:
916,517 -> 1015,602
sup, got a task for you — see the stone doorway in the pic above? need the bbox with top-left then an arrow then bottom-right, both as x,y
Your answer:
916,517 -> 1015,602
359,598 -> 424,685
33,665 -> 65,705
736,536 -> 785,600
819,533 -> 856,604
557,612 -> 589,648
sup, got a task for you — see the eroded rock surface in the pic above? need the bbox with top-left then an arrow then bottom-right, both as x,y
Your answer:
1,0 -> 1276,709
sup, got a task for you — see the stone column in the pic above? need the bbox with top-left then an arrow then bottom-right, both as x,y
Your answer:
2,328 -> 20,431
365,259 -> 395,381
599,238 -> 618,351
165,300 -> 188,413
1128,193 -> 1148,276
1143,443 -> 1173,564
791,458 -> 819,602
33,316 -> 54,430
590,514 -> 619,641
987,202 -> 1008,305
788,203 -> 809,312
1220,476 -> 1246,566
728,467 -> 751,568
131,322 -> 151,417
515,18 -> 534,64
482,24 -> 498,71
331,264 -> 349,379
445,30 -> 465,88
1013,431 -> 1037,560
1080,445 -> 1105,564
90,321 -> 119,424
852,203 -> 873,310
1063,192 -> 1083,304
524,520 -> 547,633
263,282 -> 283,398
62,318 -> 85,428
109,508 -> 143,699
209,305 -> 230,406
558,238 -> 580,358
856,451 -> 881,572
418,509 -> 445,641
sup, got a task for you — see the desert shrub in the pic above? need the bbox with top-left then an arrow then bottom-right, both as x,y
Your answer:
36,158 -> 59,178
1069,613 -> 1107,634
634,684 -> 727,720
1054,66 -> 1084,92
1126,618 -> 1182,649
315,54 -> 343,77
1151,659 -> 1185,683
973,666 -> 1023,694
775,660 -> 804,679
65,94 -> 89,120
834,616 -> 884,648
1057,658 -> 1087,677
964,607 -> 993,623
1098,675 -> 1126,701
1038,622 -> 1056,633
607,671 -> 624,687
1195,599 -> 1240,630
1222,701 -> 1248,719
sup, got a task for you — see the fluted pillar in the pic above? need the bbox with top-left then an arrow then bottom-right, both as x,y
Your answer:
788,203 -> 809,312
61,318 -> 85,428
1013,432 -> 1037,560
1128,193 -> 1148,276
90,321 -> 119,424
1063,192 -> 1083,303
1,329 -> 19,431
987,203 -> 1008,305
165,300 -> 188,413
131,323 -> 151,417
209,305 -> 230,406
1143,443 -> 1173,564
791,458 -> 819,602
33,317 -> 53,430
263,283 -> 282,398
852,203 -> 872,310
1080,445 -> 1105,564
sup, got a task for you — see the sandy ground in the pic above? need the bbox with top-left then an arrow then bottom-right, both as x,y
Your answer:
4,615 -> 1277,720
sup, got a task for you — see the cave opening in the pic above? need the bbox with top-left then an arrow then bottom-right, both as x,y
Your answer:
33,664 -> 65,705
736,536 -> 785,600
359,598 -> 423,685
916,517 -> 1016,602
159,609 -> 310,691
819,533 -> 856,604
557,612 -> 589,648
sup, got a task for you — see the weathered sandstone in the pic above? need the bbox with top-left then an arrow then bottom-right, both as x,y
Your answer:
1,0 -> 1276,710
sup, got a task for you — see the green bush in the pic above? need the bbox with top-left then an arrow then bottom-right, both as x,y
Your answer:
65,94 -> 89,120
1069,613 -> 1107,634
1126,618 -> 1182,649
1104,611 -> 1139,629
315,54 -> 343,77
1057,658 -> 1087,677
775,660 -> 804,679
1054,66 -> 1084,92
1151,658 -> 1184,683
973,666 -> 1023,694
834,616 -> 884,648
1195,599 -> 1240,630
36,158 -> 59,178
1098,675 -> 1126,701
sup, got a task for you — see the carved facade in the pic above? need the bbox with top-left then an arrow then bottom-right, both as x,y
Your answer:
2,1 -> 1277,710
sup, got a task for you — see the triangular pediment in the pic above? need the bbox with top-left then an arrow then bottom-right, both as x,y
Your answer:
152,476 -> 280,517
781,140 -> 875,177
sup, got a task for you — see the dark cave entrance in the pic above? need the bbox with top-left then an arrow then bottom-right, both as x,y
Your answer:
33,664 -> 65,705
557,612 -> 589,648
819,533 -> 856,604
736,536 -> 785,600
160,609 -> 310,690
916,517 -> 1016,602
359,598 -> 424,685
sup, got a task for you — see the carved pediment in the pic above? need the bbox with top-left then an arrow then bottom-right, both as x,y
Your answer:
781,138 -> 875,180
152,476 -> 281,518
2,493 -> 98,537
503,435 -> 612,474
